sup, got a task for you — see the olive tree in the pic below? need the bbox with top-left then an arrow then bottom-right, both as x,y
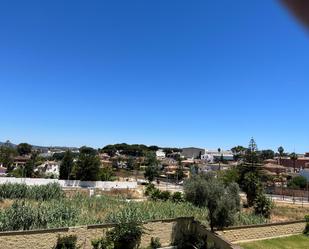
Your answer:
184,174 -> 240,231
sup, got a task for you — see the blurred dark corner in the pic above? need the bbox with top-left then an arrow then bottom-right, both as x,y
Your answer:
281,0 -> 309,27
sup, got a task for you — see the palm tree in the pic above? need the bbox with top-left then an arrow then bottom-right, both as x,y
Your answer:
290,152 -> 298,173
278,146 -> 284,164
218,148 -> 221,170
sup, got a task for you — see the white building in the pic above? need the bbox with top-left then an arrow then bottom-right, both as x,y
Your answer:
201,149 -> 234,163
156,149 -> 166,159
36,161 -> 60,178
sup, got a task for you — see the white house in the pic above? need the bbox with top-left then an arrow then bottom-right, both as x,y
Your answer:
201,149 -> 234,163
36,161 -> 60,178
156,149 -> 166,159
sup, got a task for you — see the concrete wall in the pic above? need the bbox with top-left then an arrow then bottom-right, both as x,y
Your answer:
0,177 -> 137,190
217,220 -> 306,243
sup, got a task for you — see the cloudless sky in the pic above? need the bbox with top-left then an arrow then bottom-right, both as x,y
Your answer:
0,0 -> 309,152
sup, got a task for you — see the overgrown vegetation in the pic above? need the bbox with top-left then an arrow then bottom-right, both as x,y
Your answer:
0,183 -> 64,201
0,192 -> 265,232
145,184 -> 184,202
54,235 -> 78,249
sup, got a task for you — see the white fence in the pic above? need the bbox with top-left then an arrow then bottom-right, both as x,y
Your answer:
0,177 -> 137,190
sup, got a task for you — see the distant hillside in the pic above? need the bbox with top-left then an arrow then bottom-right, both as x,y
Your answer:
0,141 -> 78,151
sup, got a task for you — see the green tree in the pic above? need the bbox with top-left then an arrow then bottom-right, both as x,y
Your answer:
23,153 -> 38,177
288,176 -> 307,189
245,138 -> 260,165
144,165 -> 159,183
59,150 -> 74,180
176,166 -> 184,182
99,167 -> 115,181
253,192 -> 273,218
17,143 -> 32,156
220,167 -> 239,186
290,152 -> 298,172
144,152 -> 159,182
126,157 -> 135,170
231,145 -> 247,161
184,174 -> 240,231
79,146 -> 97,155
278,146 -> 284,164
217,148 -> 222,170
0,146 -> 17,171
242,172 -> 262,206
236,138 -> 265,207
75,153 -> 101,181
260,150 -> 275,161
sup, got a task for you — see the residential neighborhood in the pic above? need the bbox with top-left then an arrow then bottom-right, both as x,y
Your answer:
1,0 -> 309,248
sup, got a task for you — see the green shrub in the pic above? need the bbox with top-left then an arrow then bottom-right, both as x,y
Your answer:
91,237 -> 112,249
150,189 -> 162,201
304,215 -> 309,236
171,192 -> 183,203
159,191 -> 171,201
253,193 -> 273,218
145,184 -> 155,196
105,206 -> 144,249
148,237 -> 161,249
288,176 -> 307,189
54,235 -> 78,249
107,222 -> 143,249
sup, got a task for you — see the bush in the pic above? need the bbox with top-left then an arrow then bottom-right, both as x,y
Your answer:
288,176 -> 307,189
145,184 -> 155,196
150,189 -> 162,201
106,221 -> 143,249
91,238 -> 112,249
253,193 -> 273,218
105,206 -> 144,249
171,192 -> 183,203
304,215 -> 309,236
174,232 -> 206,249
159,191 -> 171,201
148,237 -> 161,249
54,235 -> 78,249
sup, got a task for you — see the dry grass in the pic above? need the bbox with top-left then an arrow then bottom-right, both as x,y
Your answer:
271,203 -> 309,222
0,199 -> 13,209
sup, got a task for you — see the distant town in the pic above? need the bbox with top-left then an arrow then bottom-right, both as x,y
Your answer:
1,138 -> 309,248
0,139 -> 308,184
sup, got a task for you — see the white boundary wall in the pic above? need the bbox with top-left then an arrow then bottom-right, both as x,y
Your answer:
0,177 -> 137,190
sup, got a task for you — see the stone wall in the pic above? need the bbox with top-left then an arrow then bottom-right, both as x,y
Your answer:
0,218 -> 189,249
0,217 -> 241,249
216,220 -> 306,243
195,222 -> 242,249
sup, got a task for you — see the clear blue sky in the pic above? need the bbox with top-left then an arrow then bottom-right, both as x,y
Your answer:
0,0 -> 308,152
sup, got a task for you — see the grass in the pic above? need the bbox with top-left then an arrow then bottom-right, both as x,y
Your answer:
239,235 -> 309,249
271,203 -> 309,222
